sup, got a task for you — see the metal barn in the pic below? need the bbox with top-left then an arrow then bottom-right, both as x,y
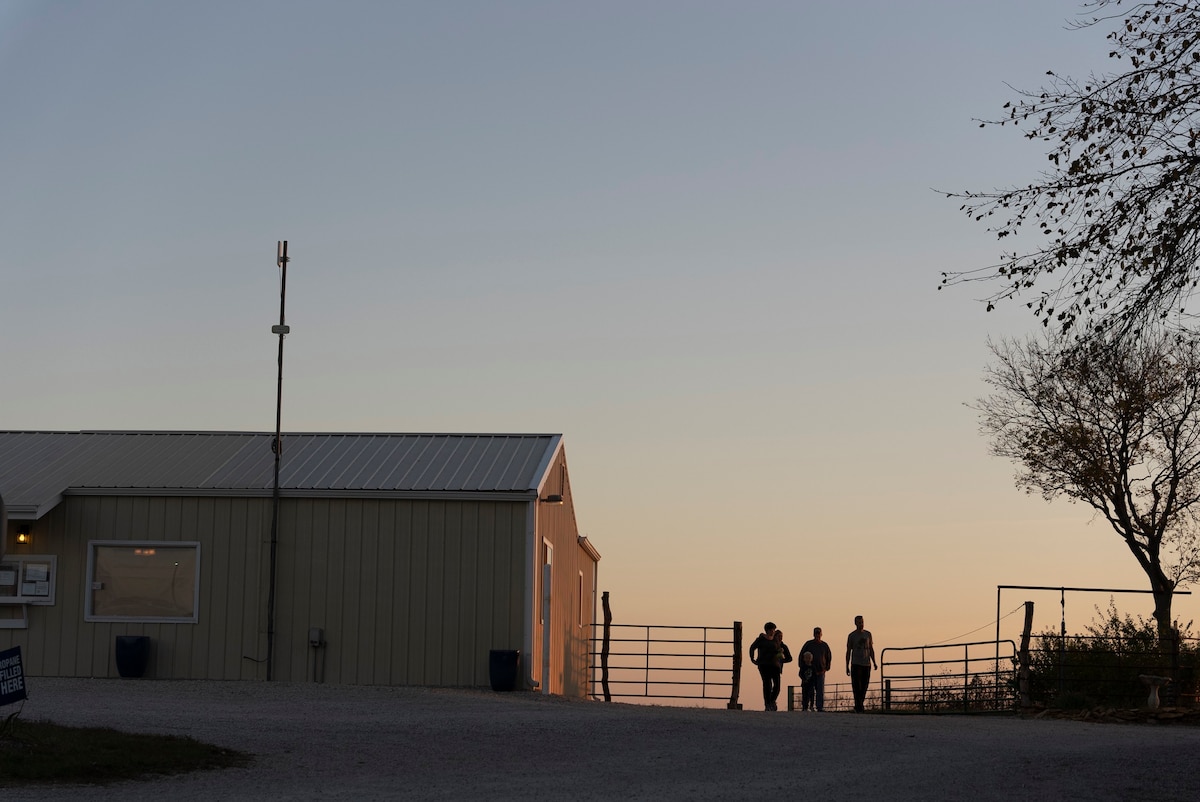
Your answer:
0,431 -> 599,696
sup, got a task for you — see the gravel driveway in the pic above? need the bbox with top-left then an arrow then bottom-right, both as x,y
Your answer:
6,677 -> 1200,801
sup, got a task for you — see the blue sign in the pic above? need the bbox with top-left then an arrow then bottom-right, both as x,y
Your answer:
0,645 -> 26,706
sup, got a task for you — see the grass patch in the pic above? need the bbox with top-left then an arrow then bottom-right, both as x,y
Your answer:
0,715 -> 250,786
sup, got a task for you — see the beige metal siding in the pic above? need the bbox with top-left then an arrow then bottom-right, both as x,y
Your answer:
1,486 -> 587,693
0,495 -> 265,680
270,498 -> 527,686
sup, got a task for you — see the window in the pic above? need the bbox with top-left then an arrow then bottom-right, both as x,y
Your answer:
0,555 -> 57,605
540,540 -> 552,625
85,541 -> 200,623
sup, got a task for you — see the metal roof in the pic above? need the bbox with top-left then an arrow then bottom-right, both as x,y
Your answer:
0,431 -> 562,519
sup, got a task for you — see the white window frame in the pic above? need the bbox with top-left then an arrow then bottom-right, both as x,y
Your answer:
85,541 -> 201,624
540,539 -> 552,625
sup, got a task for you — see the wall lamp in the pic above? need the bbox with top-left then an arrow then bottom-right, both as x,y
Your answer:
539,462 -> 567,505
16,525 -> 31,545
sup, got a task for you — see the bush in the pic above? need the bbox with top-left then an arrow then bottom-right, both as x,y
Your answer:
1027,602 -> 1199,708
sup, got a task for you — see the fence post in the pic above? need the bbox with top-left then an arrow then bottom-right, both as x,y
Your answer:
963,643 -> 970,712
601,591 -> 612,702
920,646 -> 926,712
1019,600 -> 1034,708
643,626 -> 651,697
728,621 -> 743,710
884,679 -> 891,711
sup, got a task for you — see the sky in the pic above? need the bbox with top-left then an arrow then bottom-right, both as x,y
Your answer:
4,0 -> 1197,704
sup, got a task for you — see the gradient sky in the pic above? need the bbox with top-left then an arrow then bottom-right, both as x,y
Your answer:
4,1 -> 1195,703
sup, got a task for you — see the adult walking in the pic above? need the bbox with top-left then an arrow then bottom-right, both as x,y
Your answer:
845,615 -> 877,713
749,621 -> 781,711
799,626 -> 832,711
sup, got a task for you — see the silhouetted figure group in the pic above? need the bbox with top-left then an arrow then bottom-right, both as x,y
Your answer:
748,622 -> 790,710
749,616 -> 876,712
800,626 -> 832,711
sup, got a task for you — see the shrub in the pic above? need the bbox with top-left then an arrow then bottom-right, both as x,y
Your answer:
1026,602 -> 1199,708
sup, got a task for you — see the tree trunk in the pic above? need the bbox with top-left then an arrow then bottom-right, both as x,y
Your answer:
1151,585 -> 1175,643
1139,550 -> 1176,643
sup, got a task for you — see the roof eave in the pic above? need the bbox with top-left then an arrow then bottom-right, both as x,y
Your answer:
61,487 -> 540,503
577,535 -> 602,562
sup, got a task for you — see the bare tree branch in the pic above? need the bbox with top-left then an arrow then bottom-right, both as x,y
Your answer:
944,1 -> 1200,333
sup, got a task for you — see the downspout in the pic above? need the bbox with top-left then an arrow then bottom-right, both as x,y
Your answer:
523,498 -> 540,691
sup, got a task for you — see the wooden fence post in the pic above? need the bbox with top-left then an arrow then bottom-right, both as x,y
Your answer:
728,621 -> 742,710
1018,600 -> 1034,708
601,591 -> 612,702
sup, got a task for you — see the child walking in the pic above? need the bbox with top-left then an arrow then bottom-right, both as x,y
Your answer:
799,651 -> 816,711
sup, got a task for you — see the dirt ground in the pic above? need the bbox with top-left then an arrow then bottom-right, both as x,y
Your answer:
6,677 -> 1200,801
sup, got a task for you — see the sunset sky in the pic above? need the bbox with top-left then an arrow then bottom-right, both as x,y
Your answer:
4,1 -> 1196,704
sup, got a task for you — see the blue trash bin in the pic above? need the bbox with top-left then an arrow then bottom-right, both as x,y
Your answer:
115,635 -> 151,678
489,649 -> 520,692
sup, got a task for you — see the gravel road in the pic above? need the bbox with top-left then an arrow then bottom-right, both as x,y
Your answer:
5,677 -> 1200,801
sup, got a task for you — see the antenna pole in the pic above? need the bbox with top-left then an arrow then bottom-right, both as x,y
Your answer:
266,240 -> 290,681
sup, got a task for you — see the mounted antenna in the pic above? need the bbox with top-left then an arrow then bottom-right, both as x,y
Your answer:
266,240 -> 290,682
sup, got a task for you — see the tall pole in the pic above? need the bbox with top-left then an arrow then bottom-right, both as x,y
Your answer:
266,240 -> 290,681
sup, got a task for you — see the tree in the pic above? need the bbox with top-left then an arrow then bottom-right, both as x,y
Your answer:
977,328 -> 1200,638
944,1 -> 1200,333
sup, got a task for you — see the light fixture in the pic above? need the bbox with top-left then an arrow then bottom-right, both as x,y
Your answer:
539,461 -> 567,505
16,525 -> 30,545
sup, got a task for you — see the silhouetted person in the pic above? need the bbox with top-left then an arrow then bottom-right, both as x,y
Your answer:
799,652 -> 816,711
749,621 -> 781,710
773,629 -> 793,707
800,626 -> 832,711
845,615 -> 877,713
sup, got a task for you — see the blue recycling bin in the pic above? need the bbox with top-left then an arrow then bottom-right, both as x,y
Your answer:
489,649 -> 521,692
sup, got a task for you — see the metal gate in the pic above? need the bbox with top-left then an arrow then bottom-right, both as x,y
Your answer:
591,620 -> 742,707
880,640 -> 1019,712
